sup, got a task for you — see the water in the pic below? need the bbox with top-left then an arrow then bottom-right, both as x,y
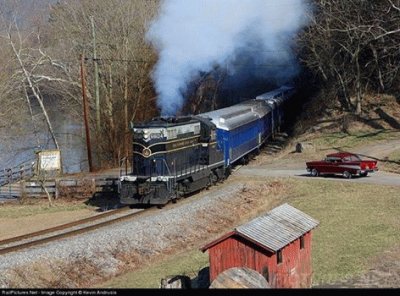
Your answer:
0,111 -> 88,174
52,115 -> 89,174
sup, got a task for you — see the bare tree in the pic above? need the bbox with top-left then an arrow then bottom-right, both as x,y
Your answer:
5,22 -> 60,149
47,0 -> 159,167
299,0 -> 400,114
0,0 -> 161,171
0,1 -> 69,163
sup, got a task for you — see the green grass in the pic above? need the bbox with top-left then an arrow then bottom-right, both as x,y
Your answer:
288,179 -> 400,285
96,178 -> 400,288
99,249 -> 209,288
0,201 -> 93,219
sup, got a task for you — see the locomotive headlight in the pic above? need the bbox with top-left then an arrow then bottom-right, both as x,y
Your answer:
142,148 -> 151,157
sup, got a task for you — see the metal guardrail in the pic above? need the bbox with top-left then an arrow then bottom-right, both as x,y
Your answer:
0,159 -> 36,187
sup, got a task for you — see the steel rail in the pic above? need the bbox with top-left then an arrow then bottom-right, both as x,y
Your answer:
0,206 -> 149,256
0,206 -> 130,246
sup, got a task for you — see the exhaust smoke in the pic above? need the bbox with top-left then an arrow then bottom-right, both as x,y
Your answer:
146,0 -> 310,115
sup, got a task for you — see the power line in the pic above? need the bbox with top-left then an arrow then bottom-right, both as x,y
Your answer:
84,57 -> 155,63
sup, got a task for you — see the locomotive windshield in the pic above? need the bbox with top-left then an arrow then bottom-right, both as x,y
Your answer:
132,127 -> 167,141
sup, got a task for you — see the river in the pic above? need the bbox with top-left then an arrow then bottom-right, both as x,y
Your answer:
0,110 -> 88,174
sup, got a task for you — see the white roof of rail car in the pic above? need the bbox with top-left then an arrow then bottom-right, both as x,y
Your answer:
198,104 -> 260,131
236,99 -> 272,118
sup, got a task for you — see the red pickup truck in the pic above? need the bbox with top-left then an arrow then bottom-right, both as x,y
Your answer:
306,152 -> 378,178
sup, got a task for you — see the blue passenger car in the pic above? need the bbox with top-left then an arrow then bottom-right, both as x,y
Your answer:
198,104 -> 265,167
236,99 -> 273,145
256,85 -> 294,134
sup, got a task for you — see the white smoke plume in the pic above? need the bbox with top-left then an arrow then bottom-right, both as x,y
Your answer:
146,0 -> 310,115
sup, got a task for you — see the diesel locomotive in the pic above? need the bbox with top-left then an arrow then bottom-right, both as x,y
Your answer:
118,85 -> 295,205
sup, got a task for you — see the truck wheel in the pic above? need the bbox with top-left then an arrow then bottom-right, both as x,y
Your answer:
210,172 -> 218,185
311,168 -> 319,177
343,171 -> 352,179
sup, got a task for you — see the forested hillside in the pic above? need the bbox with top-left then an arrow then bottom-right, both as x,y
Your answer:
0,0 -> 399,169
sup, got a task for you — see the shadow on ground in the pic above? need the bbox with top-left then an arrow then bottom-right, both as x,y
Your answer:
85,193 -> 122,212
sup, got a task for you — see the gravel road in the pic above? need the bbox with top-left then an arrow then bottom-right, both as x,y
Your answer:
236,167 -> 400,187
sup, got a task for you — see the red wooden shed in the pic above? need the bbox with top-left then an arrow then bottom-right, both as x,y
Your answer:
200,203 -> 319,288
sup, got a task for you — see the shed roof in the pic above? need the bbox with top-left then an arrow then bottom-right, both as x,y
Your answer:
201,203 -> 319,253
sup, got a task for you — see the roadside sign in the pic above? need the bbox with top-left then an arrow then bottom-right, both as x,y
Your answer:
36,149 -> 63,176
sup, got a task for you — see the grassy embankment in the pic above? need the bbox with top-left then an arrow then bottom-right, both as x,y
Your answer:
98,178 -> 400,288
384,149 -> 400,174
0,200 -> 97,240
0,200 -> 92,219
98,127 -> 400,288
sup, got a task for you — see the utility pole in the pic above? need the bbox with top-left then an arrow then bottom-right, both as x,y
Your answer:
80,54 -> 94,172
124,39 -> 129,159
90,16 -> 101,132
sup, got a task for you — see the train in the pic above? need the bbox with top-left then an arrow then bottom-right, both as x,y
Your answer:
118,85 -> 295,206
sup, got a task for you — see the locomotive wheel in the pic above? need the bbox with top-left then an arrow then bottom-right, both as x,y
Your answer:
207,173 -> 218,187
171,192 -> 181,203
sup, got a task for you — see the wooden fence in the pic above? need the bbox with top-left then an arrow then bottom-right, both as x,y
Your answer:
0,177 -> 119,199
0,160 -> 35,187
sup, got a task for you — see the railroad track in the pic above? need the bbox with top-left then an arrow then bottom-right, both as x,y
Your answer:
0,206 -> 149,256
